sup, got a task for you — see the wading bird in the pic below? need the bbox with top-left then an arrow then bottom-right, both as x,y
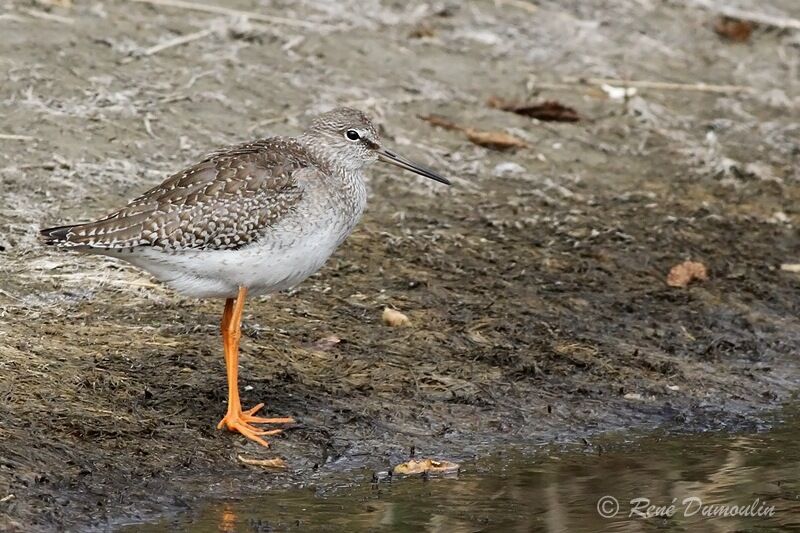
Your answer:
41,108 -> 450,446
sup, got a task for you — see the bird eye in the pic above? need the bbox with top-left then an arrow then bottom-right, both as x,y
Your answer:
345,129 -> 360,141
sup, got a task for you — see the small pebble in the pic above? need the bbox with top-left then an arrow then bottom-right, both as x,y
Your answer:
382,308 -> 410,327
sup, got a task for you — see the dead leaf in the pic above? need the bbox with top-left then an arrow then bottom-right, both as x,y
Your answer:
392,458 -> 460,476
464,128 -> 527,151
418,114 -> 464,132
237,455 -> 288,469
714,17 -> 753,43
382,308 -> 410,327
488,96 -> 580,122
409,22 -> 435,38
667,261 -> 708,287
419,114 -> 526,150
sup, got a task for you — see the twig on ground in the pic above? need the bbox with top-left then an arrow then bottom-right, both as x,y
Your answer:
0,134 -> 36,141
533,77 -> 754,94
0,13 -> 27,22
119,27 -> 215,64
141,27 -> 214,57
143,115 -> 157,138
0,288 -> 22,302
684,0 -> 800,31
494,0 -> 538,14
18,7 -> 74,24
128,0 -> 334,30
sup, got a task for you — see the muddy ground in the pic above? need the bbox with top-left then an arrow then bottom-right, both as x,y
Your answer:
1,0 -> 799,530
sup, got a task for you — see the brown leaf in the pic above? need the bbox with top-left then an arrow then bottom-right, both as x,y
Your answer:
382,308 -> 410,327
418,114 -> 464,132
392,458 -> 460,476
488,96 -> 580,122
666,261 -> 708,288
237,455 -> 288,469
465,128 -> 527,151
714,17 -> 753,43
419,114 -> 527,150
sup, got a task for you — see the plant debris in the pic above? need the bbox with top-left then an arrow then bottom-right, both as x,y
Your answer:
382,308 -> 411,327
311,335 -> 342,351
392,459 -> 460,476
601,83 -> 637,100
237,456 -> 288,469
667,261 -> 709,287
714,16 -> 754,43
487,96 -> 580,122
3,0 -> 800,530
409,22 -> 436,38
464,129 -> 527,150
418,114 -> 527,151
418,114 -> 464,131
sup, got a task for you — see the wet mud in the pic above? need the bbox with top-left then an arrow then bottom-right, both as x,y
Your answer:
0,0 -> 799,530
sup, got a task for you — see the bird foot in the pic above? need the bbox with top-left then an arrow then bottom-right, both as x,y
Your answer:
217,403 -> 296,447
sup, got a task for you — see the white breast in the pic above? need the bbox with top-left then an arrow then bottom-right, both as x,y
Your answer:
122,222 -> 340,298
123,185 -> 367,298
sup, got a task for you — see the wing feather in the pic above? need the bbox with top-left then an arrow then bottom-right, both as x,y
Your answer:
43,137 -> 309,251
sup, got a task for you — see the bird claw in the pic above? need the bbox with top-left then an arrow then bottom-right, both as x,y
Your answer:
217,405 -> 295,447
242,403 -> 296,425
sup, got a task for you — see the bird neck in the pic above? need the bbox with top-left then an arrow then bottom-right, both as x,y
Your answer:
296,133 -> 367,215
298,133 -> 364,176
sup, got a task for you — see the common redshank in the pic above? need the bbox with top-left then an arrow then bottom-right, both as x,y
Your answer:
41,107 -> 450,447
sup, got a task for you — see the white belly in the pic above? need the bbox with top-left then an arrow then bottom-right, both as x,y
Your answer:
124,225 -> 344,298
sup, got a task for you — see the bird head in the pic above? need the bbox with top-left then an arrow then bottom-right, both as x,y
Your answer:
302,107 -> 450,185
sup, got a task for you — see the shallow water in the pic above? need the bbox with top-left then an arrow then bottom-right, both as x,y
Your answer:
123,409 -> 800,532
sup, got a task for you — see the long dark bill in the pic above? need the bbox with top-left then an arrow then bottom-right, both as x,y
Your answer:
378,148 -> 451,185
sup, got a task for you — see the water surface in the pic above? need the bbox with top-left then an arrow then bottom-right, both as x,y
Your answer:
124,409 -> 800,532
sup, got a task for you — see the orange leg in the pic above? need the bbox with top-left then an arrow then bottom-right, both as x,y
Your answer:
216,286 -> 295,447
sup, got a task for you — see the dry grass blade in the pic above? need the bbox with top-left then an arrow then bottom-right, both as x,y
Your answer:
0,134 -> 36,141
19,7 -> 74,24
36,0 -> 72,6
142,28 -> 215,57
535,77 -> 754,94
494,0 -> 538,13
128,0 -> 333,30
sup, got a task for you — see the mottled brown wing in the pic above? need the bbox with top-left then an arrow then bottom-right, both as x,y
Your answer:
47,137 -> 308,251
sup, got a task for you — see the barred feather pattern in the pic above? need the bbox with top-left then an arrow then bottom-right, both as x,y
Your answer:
45,137 -> 313,252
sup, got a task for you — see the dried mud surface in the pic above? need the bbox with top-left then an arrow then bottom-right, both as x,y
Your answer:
1,0 -> 799,530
